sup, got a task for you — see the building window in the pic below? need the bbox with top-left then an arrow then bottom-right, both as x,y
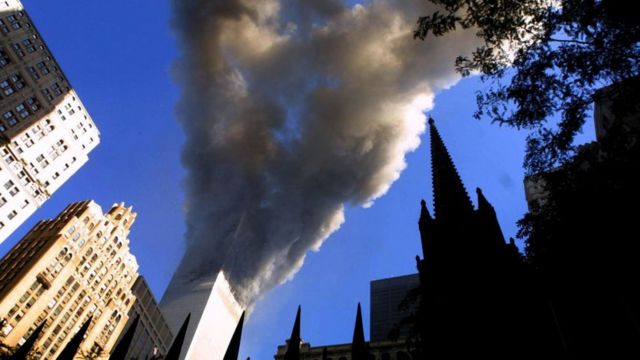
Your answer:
26,97 -> 40,112
0,197 -> 6,207
37,61 -> 50,75
28,66 -> 40,80
3,110 -> 17,126
0,79 -> 14,96
51,82 -> 63,96
11,74 -> 25,90
11,43 -> 24,58
7,210 -> 17,220
21,38 -> 36,53
0,48 -> 10,67
7,15 -> 21,30
0,19 -> 9,34
42,88 -> 53,101
15,103 -> 29,119
4,180 -> 14,190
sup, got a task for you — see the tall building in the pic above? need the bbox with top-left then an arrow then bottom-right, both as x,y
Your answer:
0,0 -> 100,243
116,276 -> 173,360
370,274 -> 419,342
0,201 -> 138,359
160,270 -> 243,360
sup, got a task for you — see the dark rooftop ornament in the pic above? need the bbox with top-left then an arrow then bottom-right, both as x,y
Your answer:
8,321 -> 45,360
283,305 -> 301,360
351,303 -> 368,360
223,311 -> 246,360
164,313 -> 191,360
55,316 -> 92,360
108,315 -> 140,360
428,117 -> 474,220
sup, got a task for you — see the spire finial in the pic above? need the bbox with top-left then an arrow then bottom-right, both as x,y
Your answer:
284,306 -> 301,360
109,316 -> 140,360
351,303 -> 368,360
223,311 -> 245,360
9,321 -> 46,360
164,313 -> 191,360
55,316 -> 92,360
429,119 -> 473,219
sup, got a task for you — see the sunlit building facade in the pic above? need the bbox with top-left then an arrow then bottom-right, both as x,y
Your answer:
0,0 -> 100,244
0,201 -> 138,359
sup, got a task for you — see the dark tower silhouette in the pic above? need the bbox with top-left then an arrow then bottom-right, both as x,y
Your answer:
283,306 -> 301,360
55,317 -> 92,360
109,316 -> 140,360
8,322 -> 45,360
415,118 -> 558,358
164,313 -> 191,360
351,303 -> 368,360
223,311 -> 246,360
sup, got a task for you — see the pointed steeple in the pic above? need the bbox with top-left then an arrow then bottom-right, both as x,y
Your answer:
351,303 -> 368,360
164,313 -> 191,360
284,306 -> 301,360
109,316 -> 140,360
223,311 -> 245,360
9,321 -> 45,360
429,118 -> 473,220
55,316 -> 92,360
418,199 -> 434,259
475,187 -> 506,247
476,187 -> 493,213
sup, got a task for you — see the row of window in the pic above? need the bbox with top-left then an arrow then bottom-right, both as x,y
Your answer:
11,36 -> 41,58
0,72 -> 26,97
0,97 -> 41,131
0,13 -> 26,34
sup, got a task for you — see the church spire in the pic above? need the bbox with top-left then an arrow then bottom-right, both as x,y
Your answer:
429,118 -> 473,220
284,306 -> 301,360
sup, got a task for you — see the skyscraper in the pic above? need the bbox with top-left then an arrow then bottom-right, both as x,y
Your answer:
116,276 -> 173,360
370,273 -> 419,342
160,270 -> 243,360
0,201 -> 138,359
0,0 -> 100,244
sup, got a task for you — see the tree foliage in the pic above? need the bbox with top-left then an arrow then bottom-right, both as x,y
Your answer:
415,0 -> 640,172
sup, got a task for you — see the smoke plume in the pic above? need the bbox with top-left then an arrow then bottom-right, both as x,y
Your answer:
172,0 -> 479,306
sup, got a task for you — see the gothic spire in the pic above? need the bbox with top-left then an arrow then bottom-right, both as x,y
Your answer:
109,316 -> 140,360
351,303 -> 368,360
55,316 -> 92,360
284,306 -> 301,360
223,311 -> 245,360
165,313 -> 191,360
428,118 -> 473,220
9,321 -> 45,360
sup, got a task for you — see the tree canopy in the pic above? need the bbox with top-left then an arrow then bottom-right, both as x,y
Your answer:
415,0 -> 640,172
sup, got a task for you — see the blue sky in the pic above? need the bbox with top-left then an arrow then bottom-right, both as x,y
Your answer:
0,1 -> 595,359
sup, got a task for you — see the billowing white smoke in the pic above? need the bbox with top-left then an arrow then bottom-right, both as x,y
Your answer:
172,0 -> 479,306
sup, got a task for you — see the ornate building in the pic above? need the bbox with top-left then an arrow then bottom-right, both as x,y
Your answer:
0,201 -> 138,359
0,0 -> 100,244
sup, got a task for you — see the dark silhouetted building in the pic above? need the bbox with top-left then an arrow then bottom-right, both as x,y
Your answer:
414,119 -> 560,358
370,274 -> 419,342
116,276 -> 173,360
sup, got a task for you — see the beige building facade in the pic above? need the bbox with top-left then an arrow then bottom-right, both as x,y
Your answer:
0,0 -> 100,244
0,200 -> 138,359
